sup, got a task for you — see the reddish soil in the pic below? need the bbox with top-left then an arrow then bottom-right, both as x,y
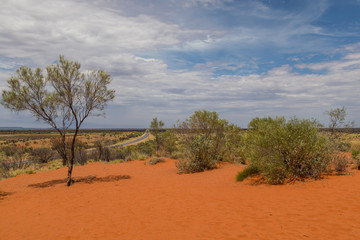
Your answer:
1,159 -> 360,240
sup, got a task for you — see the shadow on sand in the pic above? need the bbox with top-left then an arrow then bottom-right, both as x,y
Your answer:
28,175 -> 131,188
0,191 -> 13,200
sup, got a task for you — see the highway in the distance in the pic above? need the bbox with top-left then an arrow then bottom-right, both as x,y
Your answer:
85,129 -> 150,153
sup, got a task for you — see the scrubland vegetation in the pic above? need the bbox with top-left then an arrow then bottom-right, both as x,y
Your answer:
0,130 -> 146,180
0,108 -> 359,184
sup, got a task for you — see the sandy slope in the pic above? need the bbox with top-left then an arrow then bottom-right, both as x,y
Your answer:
1,159 -> 360,240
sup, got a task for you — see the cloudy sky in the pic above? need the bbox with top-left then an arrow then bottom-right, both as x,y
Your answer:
0,0 -> 359,128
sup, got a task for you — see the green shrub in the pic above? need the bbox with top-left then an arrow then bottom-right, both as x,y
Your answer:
31,147 -> 55,163
175,134 -> 219,173
224,124 -> 246,163
123,150 -> 147,161
244,117 -> 332,184
136,140 -> 155,156
148,157 -> 165,165
161,130 -> 178,155
333,141 -> 351,152
351,149 -> 360,170
175,110 -> 228,173
110,148 -> 127,160
352,149 -> 360,159
333,153 -> 349,173
169,150 -> 185,159
236,165 -> 259,182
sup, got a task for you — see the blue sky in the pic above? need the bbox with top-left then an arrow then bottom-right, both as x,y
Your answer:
0,0 -> 359,128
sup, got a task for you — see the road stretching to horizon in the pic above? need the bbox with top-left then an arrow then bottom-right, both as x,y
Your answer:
13,130 -> 150,166
85,129 -> 150,153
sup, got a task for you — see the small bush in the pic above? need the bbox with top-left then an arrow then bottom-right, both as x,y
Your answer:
44,159 -> 63,171
31,148 -> 55,163
1,145 -> 17,157
175,110 -> 228,173
175,159 -> 202,174
128,151 -> 147,161
136,141 -> 155,156
224,124 -> 246,164
50,137 -> 84,166
175,134 -> 218,173
169,151 -> 185,159
161,130 -> 178,155
75,150 -> 88,165
333,153 -> 349,173
0,159 -> 35,179
25,170 -> 35,174
244,117 -> 332,184
333,141 -> 351,152
102,148 -> 111,162
352,149 -> 360,159
110,148 -> 127,160
236,165 -> 259,182
148,157 -> 165,165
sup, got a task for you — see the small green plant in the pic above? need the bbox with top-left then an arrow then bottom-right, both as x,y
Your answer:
224,124 -> 246,164
169,151 -> 185,159
150,117 -> 164,151
148,157 -> 165,165
159,130 -> 178,156
333,153 -> 349,174
25,170 -> 35,174
175,134 -> 218,173
236,165 -> 259,182
136,140 -> 156,156
352,149 -> 360,159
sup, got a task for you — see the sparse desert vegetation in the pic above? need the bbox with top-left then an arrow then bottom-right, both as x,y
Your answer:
0,129 -> 147,180
0,109 -> 359,240
1,108 -> 359,184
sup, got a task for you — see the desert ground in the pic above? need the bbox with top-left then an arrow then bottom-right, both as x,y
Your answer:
1,158 -> 360,240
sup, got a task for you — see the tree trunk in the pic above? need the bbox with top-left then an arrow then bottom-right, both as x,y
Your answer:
67,127 -> 80,186
66,164 -> 73,186
61,134 -> 68,166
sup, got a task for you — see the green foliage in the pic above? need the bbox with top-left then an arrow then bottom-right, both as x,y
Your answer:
236,165 -> 259,182
352,149 -> 360,159
332,153 -> 349,174
51,137 -> 85,166
175,110 -> 228,173
1,145 -> 17,157
94,141 -> 111,162
223,124 -> 246,163
125,151 -> 148,161
150,117 -> 164,151
136,140 -> 156,156
178,134 -> 219,173
0,147 -> 33,179
96,140 -> 155,163
161,130 -> 178,155
148,157 -> 165,165
334,141 -> 351,152
325,107 -> 354,141
1,55 -> 115,186
244,117 -> 332,184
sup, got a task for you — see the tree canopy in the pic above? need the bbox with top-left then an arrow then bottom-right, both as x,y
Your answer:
1,55 -> 115,185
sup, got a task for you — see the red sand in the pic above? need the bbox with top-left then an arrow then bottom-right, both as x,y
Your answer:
1,159 -> 360,240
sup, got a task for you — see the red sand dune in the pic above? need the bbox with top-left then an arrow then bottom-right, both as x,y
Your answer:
1,159 -> 360,240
